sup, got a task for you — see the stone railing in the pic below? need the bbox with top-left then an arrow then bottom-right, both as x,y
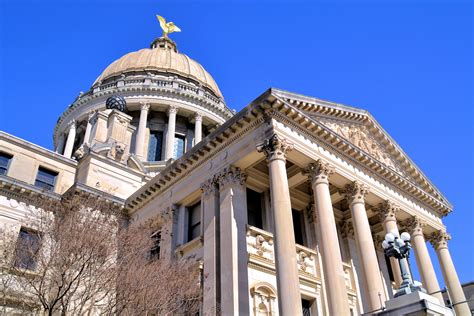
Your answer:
246,225 -> 318,279
94,76 -> 223,107
342,262 -> 356,293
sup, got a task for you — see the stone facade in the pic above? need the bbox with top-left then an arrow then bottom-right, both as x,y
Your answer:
0,32 -> 470,316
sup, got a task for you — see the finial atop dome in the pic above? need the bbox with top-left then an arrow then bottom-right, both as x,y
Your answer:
156,15 -> 181,39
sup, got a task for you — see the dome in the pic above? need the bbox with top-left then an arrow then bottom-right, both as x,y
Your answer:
94,38 -> 223,99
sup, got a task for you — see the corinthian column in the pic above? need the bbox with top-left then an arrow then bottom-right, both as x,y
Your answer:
55,134 -> 65,154
201,178 -> 220,315
430,231 -> 470,315
345,181 -> 385,312
83,112 -> 95,146
217,166 -> 249,314
257,134 -> 302,315
135,102 -> 150,160
375,201 -> 403,287
63,121 -> 76,158
305,160 -> 350,315
403,217 -> 443,304
194,112 -> 203,145
165,105 -> 178,160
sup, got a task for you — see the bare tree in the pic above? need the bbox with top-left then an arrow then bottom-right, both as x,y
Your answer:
0,192 -> 201,315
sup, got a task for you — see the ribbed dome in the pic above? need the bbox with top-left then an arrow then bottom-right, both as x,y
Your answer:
94,39 -> 223,99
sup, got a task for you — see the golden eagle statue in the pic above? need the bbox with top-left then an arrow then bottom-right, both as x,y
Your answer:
156,15 -> 181,38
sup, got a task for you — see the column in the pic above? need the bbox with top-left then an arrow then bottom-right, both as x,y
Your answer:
164,105 -> 178,160
134,102 -> 150,160
430,231 -> 470,315
83,112 -> 94,146
404,217 -> 443,304
217,166 -> 249,315
201,178 -> 220,315
306,160 -> 351,315
345,181 -> 386,312
63,121 -> 76,158
55,134 -> 65,154
257,134 -> 302,315
375,201 -> 403,287
194,112 -> 203,145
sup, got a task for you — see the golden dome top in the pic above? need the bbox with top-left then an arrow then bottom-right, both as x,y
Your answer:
94,38 -> 223,99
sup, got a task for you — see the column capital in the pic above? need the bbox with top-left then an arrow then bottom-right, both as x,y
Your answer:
217,166 -> 247,188
340,220 -> 355,239
139,102 -> 150,111
429,230 -> 451,251
194,112 -> 203,122
344,181 -> 369,205
304,160 -> 335,186
401,216 -> 426,237
167,105 -> 178,115
257,134 -> 293,162
200,177 -> 218,197
375,200 -> 399,225
67,120 -> 76,130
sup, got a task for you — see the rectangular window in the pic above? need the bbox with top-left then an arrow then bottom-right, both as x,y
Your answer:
292,209 -> 305,246
14,227 -> 42,270
34,167 -> 58,191
187,202 -> 201,242
148,131 -> 164,161
302,299 -> 312,316
0,152 -> 12,176
149,231 -> 161,260
173,134 -> 186,159
247,188 -> 264,229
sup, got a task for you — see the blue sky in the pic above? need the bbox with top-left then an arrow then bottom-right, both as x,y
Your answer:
1,0 -> 472,287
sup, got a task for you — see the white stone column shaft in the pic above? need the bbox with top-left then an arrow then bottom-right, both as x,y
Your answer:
194,113 -> 203,145
257,134 -> 302,315
376,201 -> 403,288
165,105 -> 178,160
63,121 -> 76,158
83,113 -> 94,146
217,166 -> 249,315
135,103 -> 150,160
345,181 -> 386,312
430,231 -> 470,315
405,217 -> 443,304
201,178 -> 220,315
306,161 -> 351,315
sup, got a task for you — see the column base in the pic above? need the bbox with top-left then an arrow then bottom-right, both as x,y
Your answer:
375,291 -> 453,316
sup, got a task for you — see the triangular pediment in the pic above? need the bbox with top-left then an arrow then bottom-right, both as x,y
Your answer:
309,115 -> 407,177
270,88 -> 451,212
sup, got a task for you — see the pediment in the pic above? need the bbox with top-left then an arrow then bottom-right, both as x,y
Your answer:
309,115 -> 407,177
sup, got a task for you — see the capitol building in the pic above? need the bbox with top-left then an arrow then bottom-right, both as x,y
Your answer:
0,18 -> 470,316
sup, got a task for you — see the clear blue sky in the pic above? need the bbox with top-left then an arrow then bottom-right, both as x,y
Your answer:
1,1 -> 472,287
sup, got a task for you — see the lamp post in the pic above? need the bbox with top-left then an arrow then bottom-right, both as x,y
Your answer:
382,231 -> 425,297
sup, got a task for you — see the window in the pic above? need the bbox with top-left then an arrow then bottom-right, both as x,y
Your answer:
148,131 -> 164,161
14,228 -> 42,270
292,209 -> 305,246
149,231 -> 161,260
173,134 -> 186,159
0,152 -> 12,176
188,202 -> 201,242
247,188 -> 264,229
34,167 -> 58,191
302,299 -> 313,316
